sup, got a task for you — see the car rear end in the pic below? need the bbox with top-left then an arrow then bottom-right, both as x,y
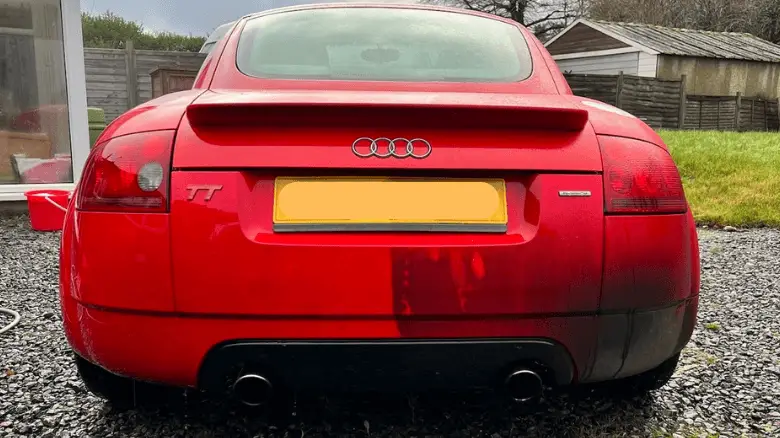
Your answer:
60,4 -> 699,404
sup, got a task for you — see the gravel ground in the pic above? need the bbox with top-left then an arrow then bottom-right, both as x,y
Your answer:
1,213 -> 779,438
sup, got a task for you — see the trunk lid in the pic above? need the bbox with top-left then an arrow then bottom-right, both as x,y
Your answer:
169,90 -> 605,323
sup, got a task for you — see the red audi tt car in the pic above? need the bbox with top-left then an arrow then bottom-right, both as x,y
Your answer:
59,3 -> 700,407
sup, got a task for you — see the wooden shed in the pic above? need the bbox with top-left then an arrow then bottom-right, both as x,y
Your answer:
545,19 -> 780,98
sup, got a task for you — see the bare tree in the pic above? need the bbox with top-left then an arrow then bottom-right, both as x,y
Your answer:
588,0 -> 682,26
430,0 -> 589,40
435,0 -> 780,44
588,0 -> 780,43
752,0 -> 780,43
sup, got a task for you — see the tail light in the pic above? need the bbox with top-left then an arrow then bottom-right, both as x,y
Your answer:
76,131 -> 174,213
599,136 -> 687,214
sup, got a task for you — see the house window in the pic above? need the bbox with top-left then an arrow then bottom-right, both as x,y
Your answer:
0,0 -> 72,185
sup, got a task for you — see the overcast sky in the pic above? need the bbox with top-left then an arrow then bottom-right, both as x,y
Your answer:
80,0 -> 418,36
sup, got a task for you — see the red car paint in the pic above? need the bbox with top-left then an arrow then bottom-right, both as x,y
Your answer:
60,3 -> 700,394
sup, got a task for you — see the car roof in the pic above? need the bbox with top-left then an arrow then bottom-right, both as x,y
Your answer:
240,3 -> 520,26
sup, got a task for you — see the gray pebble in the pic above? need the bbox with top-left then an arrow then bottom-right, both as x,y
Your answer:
1,214 -> 779,437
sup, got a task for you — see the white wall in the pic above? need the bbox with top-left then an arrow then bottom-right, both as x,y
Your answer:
555,51 -> 640,76
637,52 -> 659,77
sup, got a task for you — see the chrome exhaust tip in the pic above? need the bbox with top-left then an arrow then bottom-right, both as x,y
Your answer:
233,373 -> 273,406
504,369 -> 544,402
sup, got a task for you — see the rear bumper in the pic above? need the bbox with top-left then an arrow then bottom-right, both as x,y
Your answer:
61,293 -> 698,390
199,339 -> 574,393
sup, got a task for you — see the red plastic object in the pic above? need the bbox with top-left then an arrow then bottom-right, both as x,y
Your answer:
17,156 -> 72,184
25,190 -> 70,232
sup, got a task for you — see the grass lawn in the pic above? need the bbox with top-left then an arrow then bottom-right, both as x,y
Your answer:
660,130 -> 780,227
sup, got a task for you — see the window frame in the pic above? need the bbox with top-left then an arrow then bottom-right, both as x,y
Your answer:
0,0 -> 88,202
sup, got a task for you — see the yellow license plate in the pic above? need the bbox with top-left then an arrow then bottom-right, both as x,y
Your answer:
273,177 -> 507,233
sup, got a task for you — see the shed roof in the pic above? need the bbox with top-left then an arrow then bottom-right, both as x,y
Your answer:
548,19 -> 780,63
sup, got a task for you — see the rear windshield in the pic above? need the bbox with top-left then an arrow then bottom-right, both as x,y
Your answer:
236,8 -> 533,83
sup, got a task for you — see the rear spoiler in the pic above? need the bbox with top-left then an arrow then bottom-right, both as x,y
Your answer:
186,91 -> 589,132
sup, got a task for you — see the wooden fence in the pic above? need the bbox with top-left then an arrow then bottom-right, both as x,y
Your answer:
565,72 -> 684,129
85,42 -> 206,123
83,47 -> 780,132
564,72 -> 780,131
684,95 -> 780,131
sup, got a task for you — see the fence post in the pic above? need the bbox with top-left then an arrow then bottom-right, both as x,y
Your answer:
777,98 -> 780,131
716,100 -> 721,130
678,74 -> 687,129
125,40 -> 138,110
764,99 -> 769,131
735,92 -> 742,131
750,99 -> 755,127
614,71 -> 625,108
698,97 -> 703,130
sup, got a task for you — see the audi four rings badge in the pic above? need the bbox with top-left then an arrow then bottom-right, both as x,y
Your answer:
352,137 -> 432,159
